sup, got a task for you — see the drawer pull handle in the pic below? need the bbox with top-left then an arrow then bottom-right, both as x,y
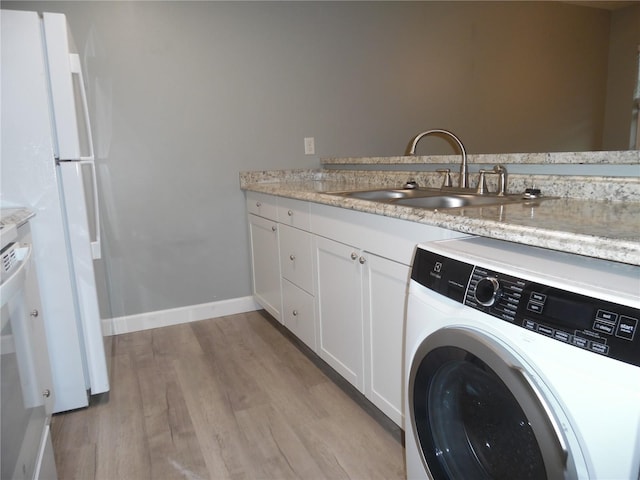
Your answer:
288,210 -> 293,216
30,309 -> 39,318
43,389 -> 51,398
289,254 -> 296,261
256,201 -> 262,207
292,310 -> 298,316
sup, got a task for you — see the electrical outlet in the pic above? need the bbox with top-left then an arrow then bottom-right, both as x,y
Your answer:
304,137 -> 315,155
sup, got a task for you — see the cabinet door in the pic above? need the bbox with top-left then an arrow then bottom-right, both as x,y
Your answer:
363,253 -> 409,427
314,236 -> 364,391
248,214 -> 281,321
279,224 -> 313,294
282,279 -> 316,351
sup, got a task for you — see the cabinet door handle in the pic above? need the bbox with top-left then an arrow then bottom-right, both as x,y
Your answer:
30,309 -> 39,317
288,210 -> 293,216
350,252 -> 358,260
359,256 -> 366,264
271,225 -> 277,232
256,201 -> 262,207
43,389 -> 51,398
289,254 -> 296,261
292,310 -> 298,316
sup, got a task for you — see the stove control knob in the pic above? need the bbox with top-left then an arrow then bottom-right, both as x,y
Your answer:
475,277 -> 501,306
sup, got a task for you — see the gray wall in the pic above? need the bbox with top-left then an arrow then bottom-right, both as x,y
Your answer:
603,4 -> 640,150
2,1 -> 631,318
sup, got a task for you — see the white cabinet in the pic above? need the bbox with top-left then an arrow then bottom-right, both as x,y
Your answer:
247,191 -> 278,220
310,202 -> 465,426
246,192 -> 316,347
279,224 -> 313,294
313,233 -> 410,427
246,191 -> 467,427
247,192 -> 281,322
248,214 -> 281,321
363,253 -> 409,426
277,197 -> 311,231
314,236 -> 365,390
281,279 -> 315,350
279,223 -> 315,350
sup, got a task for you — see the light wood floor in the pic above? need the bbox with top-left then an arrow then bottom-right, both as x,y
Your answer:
51,310 -> 405,479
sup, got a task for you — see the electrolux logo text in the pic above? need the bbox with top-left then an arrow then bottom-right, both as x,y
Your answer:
430,262 -> 442,279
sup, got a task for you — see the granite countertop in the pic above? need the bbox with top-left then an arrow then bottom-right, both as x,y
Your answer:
321,150 -> 640,165
240,170 -> 640,266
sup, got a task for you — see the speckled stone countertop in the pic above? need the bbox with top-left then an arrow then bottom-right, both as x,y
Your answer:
321,150 -> 640,165
240,169 -> 640,266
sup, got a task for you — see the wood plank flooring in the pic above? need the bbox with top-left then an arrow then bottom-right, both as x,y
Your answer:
51,311 -> 405,479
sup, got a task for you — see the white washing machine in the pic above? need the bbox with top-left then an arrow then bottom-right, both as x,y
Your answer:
404,236 -> 640,480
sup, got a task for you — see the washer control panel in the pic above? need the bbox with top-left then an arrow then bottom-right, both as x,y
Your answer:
412,249 -> 640,367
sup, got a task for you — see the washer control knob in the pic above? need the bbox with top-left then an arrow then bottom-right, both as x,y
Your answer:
475,276 -> 501,306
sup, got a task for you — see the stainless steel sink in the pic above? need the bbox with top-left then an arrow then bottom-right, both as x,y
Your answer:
323,187 -> 537,210
394,194 -> 528,209
327,188 -> 438,201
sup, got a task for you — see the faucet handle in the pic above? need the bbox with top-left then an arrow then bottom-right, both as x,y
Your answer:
476,170 -> 489,195
493,164 -> 507,196
436,169 -> 452,188
476,165 -> 507,195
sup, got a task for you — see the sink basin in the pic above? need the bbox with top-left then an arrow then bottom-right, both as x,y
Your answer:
323,187 -> 537,210
394,194 -> 527,209
327,188 -> 437,201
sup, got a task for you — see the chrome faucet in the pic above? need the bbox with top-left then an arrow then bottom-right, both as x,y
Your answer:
476,164 -> 508,196
407,129 -> 468,188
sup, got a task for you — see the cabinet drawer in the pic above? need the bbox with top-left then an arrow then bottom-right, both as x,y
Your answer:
246,192 -> 278,220
282,279 -> 316,351
279,224 -> 313,294
278,197 -> 310,231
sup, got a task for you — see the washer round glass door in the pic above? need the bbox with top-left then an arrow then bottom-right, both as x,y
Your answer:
409,326 -> 576,480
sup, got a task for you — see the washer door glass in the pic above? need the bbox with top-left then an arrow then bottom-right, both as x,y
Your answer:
416,348 -> 546,479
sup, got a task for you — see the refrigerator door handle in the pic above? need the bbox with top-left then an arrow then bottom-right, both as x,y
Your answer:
80,159 -> 101,260
68,53 -> 94,162
69,53 -> 100,259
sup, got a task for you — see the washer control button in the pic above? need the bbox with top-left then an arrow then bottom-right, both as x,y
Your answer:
596,309 -> 618,323
616,316 -> 638,341
573,336 -> 589,348
537,325 -> 554,337
527,301 -> 544,314
553,330 -> 571,343
593,321 -> 615,335
589,342 -> 609,355
474,276 -> 501,306
530,292 -> 546,303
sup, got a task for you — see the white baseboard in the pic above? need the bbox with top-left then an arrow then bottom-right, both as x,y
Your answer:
103,296 -> 261,336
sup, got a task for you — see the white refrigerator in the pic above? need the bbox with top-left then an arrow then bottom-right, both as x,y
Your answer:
1,9 -> 109,413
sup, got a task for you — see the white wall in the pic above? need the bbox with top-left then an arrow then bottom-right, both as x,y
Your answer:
2,1 -> 622,318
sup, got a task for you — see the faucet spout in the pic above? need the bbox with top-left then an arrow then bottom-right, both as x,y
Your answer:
407,129 -> 468,188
